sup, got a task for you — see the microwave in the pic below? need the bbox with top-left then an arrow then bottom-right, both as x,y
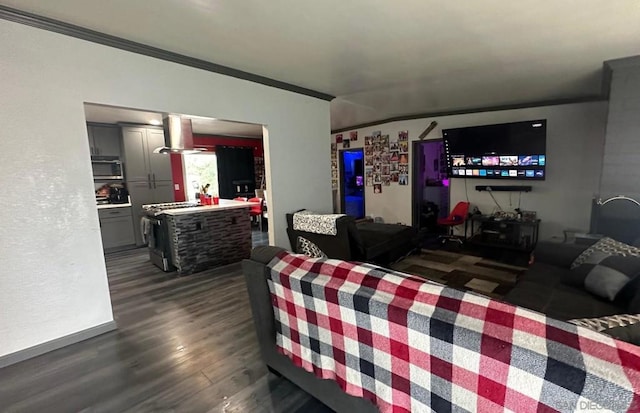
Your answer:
91,159 -> 123,180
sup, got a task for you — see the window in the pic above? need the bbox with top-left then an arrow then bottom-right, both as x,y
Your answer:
184,153 -> 219,202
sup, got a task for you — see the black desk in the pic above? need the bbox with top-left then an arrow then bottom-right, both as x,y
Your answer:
467,215 -> 541,252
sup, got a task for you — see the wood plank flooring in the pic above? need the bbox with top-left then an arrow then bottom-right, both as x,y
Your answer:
0,248 -> 331,413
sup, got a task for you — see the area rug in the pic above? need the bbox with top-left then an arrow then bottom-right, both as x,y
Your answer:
391,249 -> 527,299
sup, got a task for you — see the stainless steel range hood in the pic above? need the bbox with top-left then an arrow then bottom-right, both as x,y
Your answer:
153,115 -> 206,154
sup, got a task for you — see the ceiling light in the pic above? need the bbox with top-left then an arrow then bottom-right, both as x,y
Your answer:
149,119 -> 161,126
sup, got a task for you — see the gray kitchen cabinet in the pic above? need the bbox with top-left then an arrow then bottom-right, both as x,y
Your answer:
121,126 -> 172,182
87,124 -> 121,157
98,207 -> 135,250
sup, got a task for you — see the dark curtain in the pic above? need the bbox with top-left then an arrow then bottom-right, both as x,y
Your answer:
216,146 -> 256,199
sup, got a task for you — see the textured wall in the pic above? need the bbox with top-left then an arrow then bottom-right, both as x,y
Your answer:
0,19 -> 330,358
332,102 -> 608,240
600,58 -> 640,201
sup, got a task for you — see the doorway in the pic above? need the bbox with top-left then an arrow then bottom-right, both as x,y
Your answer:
412,140 -> 450,232
340,149 -> 365,219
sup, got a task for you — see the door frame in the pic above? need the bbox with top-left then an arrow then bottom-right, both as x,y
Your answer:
411,139 -> 449,228
338,148 -> 365,218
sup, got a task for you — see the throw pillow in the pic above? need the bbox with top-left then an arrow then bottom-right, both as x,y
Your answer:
568,314 -> 640,345
571,237 -> 640,270
564,255 -> 640,300
569,313 -> 640,333
297,236 -> 328,259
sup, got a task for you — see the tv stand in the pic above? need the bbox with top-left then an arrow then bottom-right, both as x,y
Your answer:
466,215 -> 540,252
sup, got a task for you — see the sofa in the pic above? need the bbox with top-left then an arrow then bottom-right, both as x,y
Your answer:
504,240 -> 640,344
242,245 -> 640,413
285,211 -> 420,265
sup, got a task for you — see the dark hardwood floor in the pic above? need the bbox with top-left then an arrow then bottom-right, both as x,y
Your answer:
0,248 -> 331,413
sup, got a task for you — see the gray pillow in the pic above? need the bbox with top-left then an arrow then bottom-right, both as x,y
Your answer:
565,255 -> 640,300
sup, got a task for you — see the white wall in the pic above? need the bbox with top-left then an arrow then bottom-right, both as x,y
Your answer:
332,102 -> 608,239
0,20 -> 331,358
601,59 -> 640,201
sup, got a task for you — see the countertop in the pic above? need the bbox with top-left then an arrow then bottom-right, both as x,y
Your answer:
162,199 -> 259,216
97,202 -> 132,210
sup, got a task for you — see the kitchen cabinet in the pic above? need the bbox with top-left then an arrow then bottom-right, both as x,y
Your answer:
122,125 -> 175,246
121,126 -> 172,182
87,124 -> 121,157
98,207 -> 135,250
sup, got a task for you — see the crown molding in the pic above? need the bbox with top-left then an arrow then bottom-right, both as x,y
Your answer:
0,5 -> 335,102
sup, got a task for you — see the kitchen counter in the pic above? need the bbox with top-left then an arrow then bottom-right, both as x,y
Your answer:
161,199 -> 258,216
162,199 -> 259,275
97,202 -> 132,209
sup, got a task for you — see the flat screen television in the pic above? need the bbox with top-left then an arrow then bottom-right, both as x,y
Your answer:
443,119 -> 546,180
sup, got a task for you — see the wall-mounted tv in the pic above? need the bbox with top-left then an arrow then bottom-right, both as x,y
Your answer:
443,119 -> 547,180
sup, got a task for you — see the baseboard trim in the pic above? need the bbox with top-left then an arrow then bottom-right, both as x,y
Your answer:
0,320 -> 117,369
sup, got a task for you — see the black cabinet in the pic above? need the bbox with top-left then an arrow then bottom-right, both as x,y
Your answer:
467,216 -> 540,252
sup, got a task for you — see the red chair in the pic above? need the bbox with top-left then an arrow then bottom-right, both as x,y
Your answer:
247,197 -> 264,231
437,201 -> 470,245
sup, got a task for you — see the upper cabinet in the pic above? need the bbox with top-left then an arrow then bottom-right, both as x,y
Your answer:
87,124 -> 121,157
121,126 -> 172,183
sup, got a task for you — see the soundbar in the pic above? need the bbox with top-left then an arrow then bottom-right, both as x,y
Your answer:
475,185 -> 532,192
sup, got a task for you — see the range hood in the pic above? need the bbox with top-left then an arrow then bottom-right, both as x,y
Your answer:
153,115 -> 206,154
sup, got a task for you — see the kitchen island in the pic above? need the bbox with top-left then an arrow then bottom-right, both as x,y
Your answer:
161,199 -> 258,275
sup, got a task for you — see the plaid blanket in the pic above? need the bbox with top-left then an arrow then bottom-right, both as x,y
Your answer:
267,251 -> 640,413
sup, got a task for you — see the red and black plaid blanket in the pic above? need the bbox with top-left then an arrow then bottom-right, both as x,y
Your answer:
267,251 -> 640,413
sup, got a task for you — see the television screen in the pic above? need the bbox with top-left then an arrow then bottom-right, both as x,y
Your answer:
444,119 -> 546,180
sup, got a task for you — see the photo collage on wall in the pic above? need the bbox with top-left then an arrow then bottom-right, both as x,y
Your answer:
397,130 -> 409,185
331,141 -> 338,190
364,130 -> 409,193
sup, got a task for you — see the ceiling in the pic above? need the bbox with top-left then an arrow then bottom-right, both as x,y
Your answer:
4,1 -> 640,130
84,104 -> 264,138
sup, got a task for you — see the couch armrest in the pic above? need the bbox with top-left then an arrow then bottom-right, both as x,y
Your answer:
534,241 -> 588,268
251,246 -> 285,264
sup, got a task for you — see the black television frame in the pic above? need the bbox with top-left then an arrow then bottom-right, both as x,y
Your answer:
443,119 -> 547,181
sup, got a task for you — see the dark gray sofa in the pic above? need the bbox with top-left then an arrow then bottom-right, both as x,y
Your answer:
242,246 -> 377,413
285,212 -> 420,265
504,241 -> 640,344
243,243 -> 640,412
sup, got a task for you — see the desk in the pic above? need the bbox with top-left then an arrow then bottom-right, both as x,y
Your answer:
467,215 -> 541,252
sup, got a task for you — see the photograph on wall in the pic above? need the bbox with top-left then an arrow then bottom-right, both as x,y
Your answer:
365,146 -> 373,156
382,165 -> 390,175
390,161 -> 399,172
373,173 -> 381,184
374,183 -> 382,194
390,151 -> 399,162
366,177 -> 373,187
398,130 -> 409,141
382,153 -> 391,163
343,139 -> 350,148
336,133 -> 343,143
365,156 -> 373,166
399,153 -> 409,164
391,171 -> 399,182
382,175 -> 391,186
372,130 -> 381,138
381,134 -> 389,146
399,141 -> 409,154
365,136 -> 374,145
399,165 -> 408,174
398,174 -> 408,185
331,169 -> 338,179
390,141 -> 399,151
350,131 -> 358,141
